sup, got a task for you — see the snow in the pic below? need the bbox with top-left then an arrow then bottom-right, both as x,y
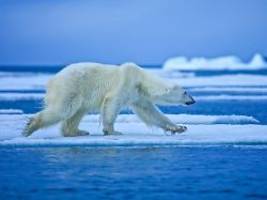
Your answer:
163,53 -> 267,70
0,114 -> 264,147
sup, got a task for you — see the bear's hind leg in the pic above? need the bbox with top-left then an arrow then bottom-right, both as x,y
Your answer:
61,109 -> 89,137
22,109 -> 62,137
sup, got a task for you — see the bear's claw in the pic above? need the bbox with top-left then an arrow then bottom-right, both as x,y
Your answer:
165,125 -> 187,134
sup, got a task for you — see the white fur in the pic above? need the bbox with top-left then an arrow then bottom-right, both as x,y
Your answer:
23,62 -> 194,137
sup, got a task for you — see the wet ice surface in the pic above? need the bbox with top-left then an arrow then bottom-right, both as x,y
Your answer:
0,67 -> 267,199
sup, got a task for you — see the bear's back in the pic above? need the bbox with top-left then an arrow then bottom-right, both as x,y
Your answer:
60,62 -> 117,75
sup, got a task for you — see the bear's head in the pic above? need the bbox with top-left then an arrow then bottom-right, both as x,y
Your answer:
152,85 -> 195,106
137,71 -> 195,106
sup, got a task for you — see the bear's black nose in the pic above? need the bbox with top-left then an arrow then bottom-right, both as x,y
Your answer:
185,98 -> 196,105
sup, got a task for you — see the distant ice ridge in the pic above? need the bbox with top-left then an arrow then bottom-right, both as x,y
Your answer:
163,53 -> 267,70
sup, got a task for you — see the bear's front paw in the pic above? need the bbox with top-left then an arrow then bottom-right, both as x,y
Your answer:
165,125 -> 187,134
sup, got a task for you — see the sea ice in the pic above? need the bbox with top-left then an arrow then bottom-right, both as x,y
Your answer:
0,114 -> 265,147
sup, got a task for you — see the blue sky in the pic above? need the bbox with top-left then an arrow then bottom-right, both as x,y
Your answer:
0,0 -> 267,66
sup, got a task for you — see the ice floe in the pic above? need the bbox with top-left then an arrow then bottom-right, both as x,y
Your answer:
163,53 -> 267,70
0,114 -> 264,146
1,124 -> 267,147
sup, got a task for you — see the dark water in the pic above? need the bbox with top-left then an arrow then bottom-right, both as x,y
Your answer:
1,146 -> 267,200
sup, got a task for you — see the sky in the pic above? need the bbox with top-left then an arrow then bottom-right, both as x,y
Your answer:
0,0 -> 267,66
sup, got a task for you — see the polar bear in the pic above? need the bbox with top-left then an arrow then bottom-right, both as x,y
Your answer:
22,62 -> 195,137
